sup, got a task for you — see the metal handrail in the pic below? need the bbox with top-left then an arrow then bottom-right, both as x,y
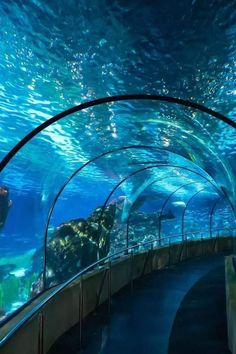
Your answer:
156,226 -> 235,241
125,227 -> 235,253
0,226 -> 235,347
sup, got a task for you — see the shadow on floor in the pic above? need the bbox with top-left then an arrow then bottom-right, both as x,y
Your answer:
48,256 -> 229,354
168,264 -> 230,354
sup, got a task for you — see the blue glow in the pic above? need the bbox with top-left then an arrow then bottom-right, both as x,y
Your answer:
0,0 -> 235,323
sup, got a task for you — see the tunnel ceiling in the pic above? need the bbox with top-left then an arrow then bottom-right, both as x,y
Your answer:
0,1 -> 235,205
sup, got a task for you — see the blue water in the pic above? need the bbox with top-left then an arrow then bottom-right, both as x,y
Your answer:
0,0 -> 235,323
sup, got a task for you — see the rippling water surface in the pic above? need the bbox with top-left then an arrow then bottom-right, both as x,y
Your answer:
0,1 -> 236,146
0,0 -> 235,192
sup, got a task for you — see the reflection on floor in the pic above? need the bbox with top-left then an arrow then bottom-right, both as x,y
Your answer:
48,256 -> 230,354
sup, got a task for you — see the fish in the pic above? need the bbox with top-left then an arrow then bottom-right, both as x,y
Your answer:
130,210 -> 175,224
0,186 -> 12,229
108,195 -> 126,206
158,209 -> 175,221
10,268 -> 27,278
131,194 -> 160,211
172,201 -> 186,207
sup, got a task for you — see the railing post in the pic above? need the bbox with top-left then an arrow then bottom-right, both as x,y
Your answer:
201,233 -> 203,255
79,276 -> 83,348
217,230 -> 220,253
213,232 -> 217,253
185,233 -> 188,259
151,242 -> 154,272
168,238 -> 171,265
125,214 -> 131,255
130,250 -> 134,294
108,260 -> 112,315
38,312 -> 44,354
158,218 -> 161,247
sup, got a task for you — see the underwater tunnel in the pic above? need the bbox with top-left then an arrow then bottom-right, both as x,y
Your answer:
0,94 -> 235,353
1,1 -> 236,352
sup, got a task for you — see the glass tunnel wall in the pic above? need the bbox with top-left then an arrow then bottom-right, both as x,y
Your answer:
0,97 -> 235,323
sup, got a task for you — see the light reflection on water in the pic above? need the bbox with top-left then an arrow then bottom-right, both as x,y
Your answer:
0,0 -> 235,322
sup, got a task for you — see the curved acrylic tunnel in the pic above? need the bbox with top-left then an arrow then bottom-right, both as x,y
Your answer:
182,188 -> 209,240
0,95 -> 235,323
158,181 -> 201,241
210,198 -> 236,237
38,158 -> 236,291
96,164 -> 221,251
43,158 -> 220,284
126,180 -> 199,249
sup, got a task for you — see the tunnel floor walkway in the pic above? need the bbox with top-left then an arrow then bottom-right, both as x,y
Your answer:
49,255 -> 230,354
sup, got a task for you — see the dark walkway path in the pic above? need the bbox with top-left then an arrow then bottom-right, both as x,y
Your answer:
49,256 -> 230,354
168,264 -> 230,354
